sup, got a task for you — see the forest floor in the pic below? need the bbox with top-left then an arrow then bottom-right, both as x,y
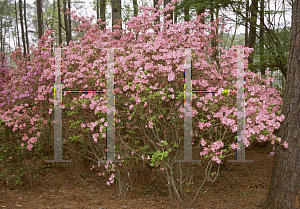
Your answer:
0,143 -> 274,209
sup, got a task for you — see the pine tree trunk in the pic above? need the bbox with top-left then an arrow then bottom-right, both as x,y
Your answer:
15,0 -> 20,47
164,0 -> 173,24
245,0 -> 249,47
153,0 -> 160,34
100,0 -> 106,30
248,0 -> 259,72
37,0 -> 43,40
24,0 -> 29,54
111,0 -> 121,40
262,0 -> 300,208
260,0 -> 265,77
19,0 -> 26,57
68,0 -> 71,42
57,0 -> 62,45
133,0 -> 138,17
63,0 -> 69,45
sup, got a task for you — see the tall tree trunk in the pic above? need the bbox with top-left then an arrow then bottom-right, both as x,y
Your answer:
260,0 -> 265,78
248,0 -> 259,72
245,0 -> 249,47
0,20 -> 3,53
24,0 -> 29,54
51,0 -> 56,54
153,0 -> 160,33
111,0 -> 121,40
174,2 -> 178,24
68,0 -> 71,42
96,0 -> 99,24
196,6 -> 205,24
133,0 -> 138,17
37,0 -> 43,40
15,0 -> 20,47
164,0 -> 173,24
262,0 -> 300,208
184,0 -> 189,34
57,0 -> 62,45
19,0 -> 26,57
63,0 -> 69,45
100,0 -> 106,30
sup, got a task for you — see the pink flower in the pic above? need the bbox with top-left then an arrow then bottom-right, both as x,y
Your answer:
212,156 -> 221,164
231,143 -> 236,150
123,85 -> 129,91
162,96 -> 166,100
27,144 -> 33,151
269,152 -> 274,156
283,141 -> 288,148
200,138 -> 206,146
129,104 -> 134,110
93,133 -> 99,143
147,156 -> 150,160
81,123 -> 86,128
130,84 -> 136,91
149,121 -> 153,129
21,143 -> 24,147
168,71 -> 175,81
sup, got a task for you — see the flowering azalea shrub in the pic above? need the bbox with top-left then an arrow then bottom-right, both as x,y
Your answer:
0,0 -> 287,206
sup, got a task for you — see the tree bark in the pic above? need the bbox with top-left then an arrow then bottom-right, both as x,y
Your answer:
196,7 -> 205,24
259,0 -> 265,78
96,0 -> 99,23
57,0 -> 62,45
111,0 -> 121,40
153,0 -> 160,33
24,0 -> 29,54
63,0 -> 69,45
68,0 -> 71,42
37,0 -> 43,40
0,20 -> 3,53
184,0 -> 189,34
245,0 -> 249,47
133,0 -> 138,17
19,0 -> 26,57
174,2 -> 178,24
164,0 -> 173,24
262,0 -> 300,208
100,0 -> 106,30
248,0 -> 259,72
15,0 -> 20,47
51,0 -> 56,54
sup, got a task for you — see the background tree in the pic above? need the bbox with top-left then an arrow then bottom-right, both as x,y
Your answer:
133,0 -> 138,17
37,0 -> 43,40
14,0 -> 20,47
57,0 -> 62,45
111,0 -> 121,40
164,0 -> 173,23
263,0 -> 300,208
24,0 -> 29,54
100,0 -> 106,30
19,0 -> 26,56
247,0 -> 259,72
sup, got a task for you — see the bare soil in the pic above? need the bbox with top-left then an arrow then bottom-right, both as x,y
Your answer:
0,142 -> 274,209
